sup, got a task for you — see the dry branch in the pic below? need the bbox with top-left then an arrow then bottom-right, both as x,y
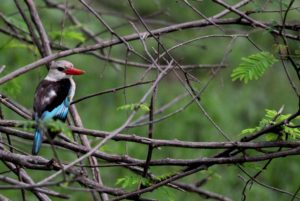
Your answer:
1,0 -> 300,200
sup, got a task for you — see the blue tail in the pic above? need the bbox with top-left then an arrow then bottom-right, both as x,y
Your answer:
32,128 -> 42,155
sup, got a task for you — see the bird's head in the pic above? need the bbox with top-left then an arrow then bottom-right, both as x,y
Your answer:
45,60 -> 85,81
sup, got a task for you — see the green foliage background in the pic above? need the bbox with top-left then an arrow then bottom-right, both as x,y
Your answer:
0,0 -> 300,200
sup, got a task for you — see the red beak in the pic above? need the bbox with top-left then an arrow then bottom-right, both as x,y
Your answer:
64,67 -> 85,75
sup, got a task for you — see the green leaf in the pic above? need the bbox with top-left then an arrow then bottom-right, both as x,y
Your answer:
64,31 -> 85,42
140,104 -> 150,112
240,108 -> 300,140
231,52 -> 278,83
117,104 -> 136,111
239,109 -> 280,136
49,26 -> 86,42
115,177 -> 126,187
265,133 -> 278,141
265,109 -> 277,119
284,126 -> 300,139
43,120 -> 73,140
115,175 -> 149,189
241,128 -> 258,135
155,172 -> 176,181
117,103 -> 150,112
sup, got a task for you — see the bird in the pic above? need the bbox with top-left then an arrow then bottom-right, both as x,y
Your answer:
32,60 -> 85,155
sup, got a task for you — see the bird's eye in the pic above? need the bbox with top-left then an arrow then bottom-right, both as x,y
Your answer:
57,67 -> 64,71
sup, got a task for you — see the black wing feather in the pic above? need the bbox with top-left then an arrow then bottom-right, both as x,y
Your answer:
34,79 -> 71,118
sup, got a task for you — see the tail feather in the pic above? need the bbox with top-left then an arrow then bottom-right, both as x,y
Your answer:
32,128 -> 42,155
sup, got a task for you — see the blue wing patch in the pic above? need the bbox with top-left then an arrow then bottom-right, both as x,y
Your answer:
41,97 -> 70,122
32,97 -> 70,155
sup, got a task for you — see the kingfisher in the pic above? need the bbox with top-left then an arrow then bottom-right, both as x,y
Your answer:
32,60 -> 85,155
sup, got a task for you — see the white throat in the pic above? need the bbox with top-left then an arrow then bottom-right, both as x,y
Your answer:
45,69 -> 71,81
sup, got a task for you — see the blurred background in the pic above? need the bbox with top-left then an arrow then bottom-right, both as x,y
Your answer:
0,0 -> 300,200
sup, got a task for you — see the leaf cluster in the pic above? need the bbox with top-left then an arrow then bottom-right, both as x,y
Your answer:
241,109 -> 300,140
42,119 -> 73,140
231,52 -> 278,83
